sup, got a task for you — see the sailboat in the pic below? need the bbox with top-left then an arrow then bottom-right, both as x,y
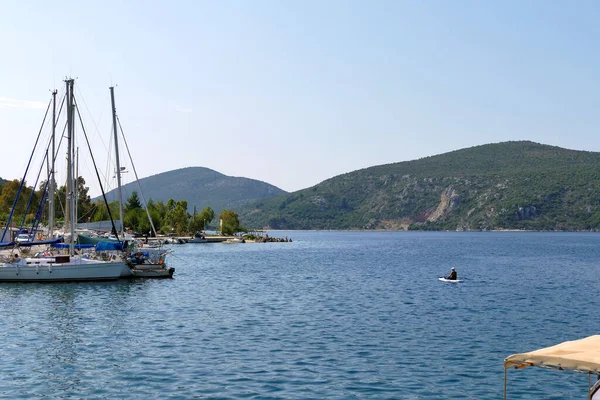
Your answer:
104,86 -> 174,278
0,79 -> 126,282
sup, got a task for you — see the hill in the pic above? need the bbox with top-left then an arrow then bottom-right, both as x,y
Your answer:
237,141 -> 600,231
101,167 -> 286,215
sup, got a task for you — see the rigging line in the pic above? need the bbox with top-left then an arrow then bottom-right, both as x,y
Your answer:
35,102 -> 69,186
1,97 -> 53,242
56,190 -> 65,226
96,92 -> 111,137
17,147 -> 49,231
49,119 -> 69,189
29,178 -> 49,237
44,118 -> 68,190
71,87 -> 112,197
74,85 -> 111,158
117,116 -> 157,237
54,92 -> 66,130
105,131 -> 115,191
77,202 -> 97,223
73,95 -> 121,243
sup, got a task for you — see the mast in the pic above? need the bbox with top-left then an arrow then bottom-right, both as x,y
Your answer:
110,86 -> 124,239
74,147 -> 79,228
48,89 -> 57,239
65,79 -> 75,256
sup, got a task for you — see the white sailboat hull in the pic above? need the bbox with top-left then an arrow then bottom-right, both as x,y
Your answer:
120,263 -> 133,278
0,258 -> 125,282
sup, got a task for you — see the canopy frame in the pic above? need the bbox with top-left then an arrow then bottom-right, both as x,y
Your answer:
504,335 -> 600,400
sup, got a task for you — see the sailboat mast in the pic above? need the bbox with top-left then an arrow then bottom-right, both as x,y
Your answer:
74,147 -> 79,228
109,87 -> 125,239
65,79 -> 75,256
48,89 -> 57,239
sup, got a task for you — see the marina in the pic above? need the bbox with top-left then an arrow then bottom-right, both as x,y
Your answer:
0,80 -> 175,282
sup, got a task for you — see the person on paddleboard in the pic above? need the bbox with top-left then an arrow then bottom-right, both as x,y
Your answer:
445,267 -> 457,280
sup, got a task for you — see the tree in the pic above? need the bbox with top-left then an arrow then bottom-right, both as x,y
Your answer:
0,180 -> 22,215
147,209 -> 162,234
0,180 -> 38,226
188,206 -> 216,233
147,199 -> 166,233
52,176 -> 93,223
91,200 -> 120,223
125,191 -> 142,212
200,206 -> 215,226
188,215 -> 204,233
219,209 -> 240,235
162,199 -> 189,234
75,177 -> 93,223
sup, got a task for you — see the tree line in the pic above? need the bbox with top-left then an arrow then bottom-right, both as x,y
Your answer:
0,177 -> 243,236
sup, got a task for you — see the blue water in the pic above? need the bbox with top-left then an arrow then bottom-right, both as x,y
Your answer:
1,231 -> 599,399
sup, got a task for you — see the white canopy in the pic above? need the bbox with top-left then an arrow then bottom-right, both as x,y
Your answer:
505,335 -> 600,373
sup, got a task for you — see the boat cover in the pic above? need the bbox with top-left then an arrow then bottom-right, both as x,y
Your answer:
52,243 -> 96,249
505,335 -> 600,373
95,241 -> 126,251
18,237 -> 64,247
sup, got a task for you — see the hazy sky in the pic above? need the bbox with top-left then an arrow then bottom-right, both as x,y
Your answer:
1,1 -> 599,197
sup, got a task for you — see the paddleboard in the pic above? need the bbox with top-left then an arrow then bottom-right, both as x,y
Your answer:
439,277 -> 463,283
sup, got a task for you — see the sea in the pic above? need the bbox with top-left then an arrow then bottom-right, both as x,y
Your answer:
1,231 -> 599,399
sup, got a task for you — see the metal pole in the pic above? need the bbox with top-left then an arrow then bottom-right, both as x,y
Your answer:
48,90 -> 57,239
504,367 -> 507,400
109,87 -> 124,239
74,147 -> 79,227
65,79 -> 75,256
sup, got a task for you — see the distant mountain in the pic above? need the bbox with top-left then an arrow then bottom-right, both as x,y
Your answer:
237,141 -> 600,231
101,167 -> 286,215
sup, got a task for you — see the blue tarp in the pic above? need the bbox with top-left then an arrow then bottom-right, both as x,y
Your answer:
52,243 -> 96,249
18,237 -> 64,247
95,241 -> 126,251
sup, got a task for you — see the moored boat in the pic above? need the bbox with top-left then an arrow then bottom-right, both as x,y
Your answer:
0,79 -> 127,282
125,250 -> 174,278
187,232 -> 208,243
130,263 -> 175,278
0,255 -> 124,282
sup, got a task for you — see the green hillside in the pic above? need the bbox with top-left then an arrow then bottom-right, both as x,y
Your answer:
238,141 -> 600,231
102,167 -> 286,215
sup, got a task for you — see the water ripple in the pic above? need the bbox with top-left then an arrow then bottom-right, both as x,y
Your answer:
0,232 -> 598,398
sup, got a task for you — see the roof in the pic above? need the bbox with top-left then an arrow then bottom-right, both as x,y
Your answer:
76,220 -> 122,231
505,335 -> 600,373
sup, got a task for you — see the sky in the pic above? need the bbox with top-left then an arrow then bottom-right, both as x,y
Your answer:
1,0 -> 599,197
